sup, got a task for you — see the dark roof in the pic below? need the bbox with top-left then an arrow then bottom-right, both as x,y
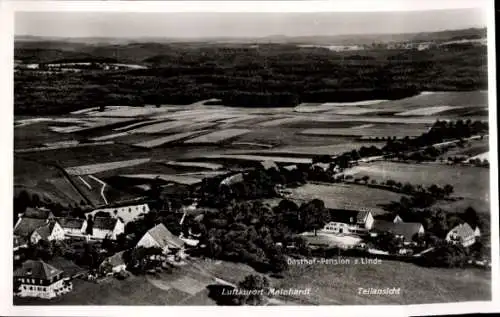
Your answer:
146,223 -> 184,249
14,218 -> 47,238
448,223 -> 475,239
103,251 -> 126,267
14,260 -> 63,280
93,217 -> 120,231
23,207 -> 54,219
328,209 -> 370,224
57,217 -> 86,229
33,222 -> 58,240
372,220 -> 423,241
14,235 -> 27,249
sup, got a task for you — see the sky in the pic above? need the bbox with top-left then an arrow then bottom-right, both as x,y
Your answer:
15,9 -> 487,39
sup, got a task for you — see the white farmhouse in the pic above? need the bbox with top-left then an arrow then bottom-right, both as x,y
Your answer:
88,217 -> 124,240
30,221 -> 66,244
14,260 -> 72,299
87,203 -> 150,224
136,223 -> 185,255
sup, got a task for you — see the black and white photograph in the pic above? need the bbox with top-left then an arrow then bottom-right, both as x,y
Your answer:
1,0 -> 497,313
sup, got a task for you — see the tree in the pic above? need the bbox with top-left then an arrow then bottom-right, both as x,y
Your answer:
463,207 -> 480,229
31,193 -> 41,207
268,252 -> 288,273
443,184 -> 454,197
299,199 -> 328,236
125,246 -> 164,274
361,176 -> 370,184
237,274 -> 270,305
86,215 -> 94,236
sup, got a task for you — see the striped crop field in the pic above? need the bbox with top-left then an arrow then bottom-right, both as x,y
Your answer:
198,154 -> 312,164
184,129 -> 250,144
65,158 -> 151,176
133,131 -> 209,148
129,120 -> 193,134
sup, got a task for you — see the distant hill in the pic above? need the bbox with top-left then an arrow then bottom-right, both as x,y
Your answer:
14,27 -> 487,64
15,27 -> 486,46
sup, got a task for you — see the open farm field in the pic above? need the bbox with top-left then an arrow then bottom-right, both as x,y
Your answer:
14,121 -> 79,149
66,158 -> 151,176
163,161 -> 223,170
134,130 -> 210,148
344,162 -> 489,201
289,183 -> 402,214
118,174 -> 204,186
294,99 -> 389,113
365,91 -> 488,112
231,127 -> 359,147
196,154 -> 313,165
14,159 -> 88,206
437,138 -> 489,160
86,105 -> 171,118
15,143 -> 150,167
184,129 -> 251,144
395,105 -> 461,116
128,120 -> 194,134
299,123 -> 430,138
230,141 -> 385,157
272,257 -> 490,304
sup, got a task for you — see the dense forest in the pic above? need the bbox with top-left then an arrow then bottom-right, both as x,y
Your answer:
14,40 -> 487,115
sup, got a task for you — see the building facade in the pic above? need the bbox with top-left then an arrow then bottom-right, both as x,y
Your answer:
14,260 -> 72,299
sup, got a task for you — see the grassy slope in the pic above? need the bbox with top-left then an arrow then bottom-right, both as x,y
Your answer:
272,257 -> 491,304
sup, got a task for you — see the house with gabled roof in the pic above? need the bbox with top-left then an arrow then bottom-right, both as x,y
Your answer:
86,203 -> 150,225
14,217 -> 48,240
446,223 -> 477,247
56,217 -> 88,238
21,207 -> 55,220
136,223 -> 185,255
100,251 -> 127,273
371,220 -> 424,245
88,217 -> 124,240
14,235 -> 28,252
30,221 -> 65,244
321,209 -> 374,235
14,260 -> 72,299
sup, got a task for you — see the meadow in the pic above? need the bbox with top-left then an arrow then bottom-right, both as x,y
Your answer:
289,183 -> 403,214
344,161 -> 490,201
272,257 -> 491,304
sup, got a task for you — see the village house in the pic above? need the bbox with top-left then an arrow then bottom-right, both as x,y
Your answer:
393,215 -> 404,223
16,207 -> 55,223
87,203 -> 150,225
30,221 -> 65,244
220,173 -> 244,187
14,260 -> 72,299
14,235 -> 28,252
88,217 -> 124,240
446,223 -> 478,247
14,217 -> 48,241
100,251 -> 127,274
321,209 -> 375,236
14,235 -> 28,261
260,160 -> 279,171
371,220 -> 425,245
56,217 -> 88,238
136,223 -> 185,256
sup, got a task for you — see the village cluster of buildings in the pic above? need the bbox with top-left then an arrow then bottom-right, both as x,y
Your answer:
313,208 -> 481,252
13,202 -> 196,299
13,186 -> 482,300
